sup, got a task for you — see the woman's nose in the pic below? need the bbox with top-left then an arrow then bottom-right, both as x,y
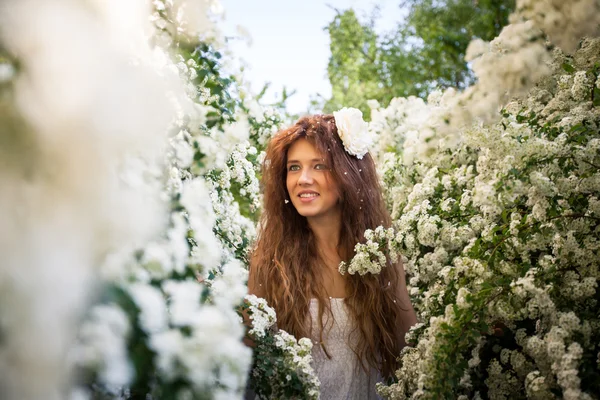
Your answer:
298,168 -> 314,185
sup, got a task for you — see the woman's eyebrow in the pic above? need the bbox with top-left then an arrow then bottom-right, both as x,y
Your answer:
286,158 -> 324,164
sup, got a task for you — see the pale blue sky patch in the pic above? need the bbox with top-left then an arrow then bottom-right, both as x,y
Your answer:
221,0 -> 406,115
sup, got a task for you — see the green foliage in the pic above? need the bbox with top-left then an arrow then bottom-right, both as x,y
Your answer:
322,0 -> 515,118
183,42 -> 240,129
323,9 -> 382,118
401,0 -> 514,88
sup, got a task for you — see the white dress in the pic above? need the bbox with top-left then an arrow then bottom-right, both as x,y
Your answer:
309,298 -> 382,400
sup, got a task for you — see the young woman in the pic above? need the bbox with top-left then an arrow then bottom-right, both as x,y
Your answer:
248,112 -> 417,399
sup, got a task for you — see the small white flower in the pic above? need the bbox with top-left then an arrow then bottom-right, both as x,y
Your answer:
367,99 -> 380,109
127,283 -> 168,333
333,107 -> 374,159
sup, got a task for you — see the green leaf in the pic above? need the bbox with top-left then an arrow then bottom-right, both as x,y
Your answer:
561,62 -> 576,73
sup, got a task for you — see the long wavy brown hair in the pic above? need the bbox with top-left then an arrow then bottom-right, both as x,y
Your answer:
249,114 -> 409,378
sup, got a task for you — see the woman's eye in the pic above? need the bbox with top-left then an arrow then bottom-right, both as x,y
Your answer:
288,165 -> 300,172
315,164 -> 328,170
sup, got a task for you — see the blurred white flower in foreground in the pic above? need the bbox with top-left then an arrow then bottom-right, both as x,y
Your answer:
0,0 -> 189,398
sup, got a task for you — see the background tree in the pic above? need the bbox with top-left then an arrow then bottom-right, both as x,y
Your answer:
321,8 -> 382,118
321,0 -> 515,119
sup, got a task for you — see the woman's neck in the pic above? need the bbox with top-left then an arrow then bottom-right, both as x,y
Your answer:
307,209 -> 342,255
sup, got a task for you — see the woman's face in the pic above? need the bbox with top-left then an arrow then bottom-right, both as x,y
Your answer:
286,138 -> 341,220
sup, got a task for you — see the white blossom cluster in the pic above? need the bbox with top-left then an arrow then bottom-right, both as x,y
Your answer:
339,226 -> 397,276
0,0 -> 196,398
245,294 -> 277,338
73,277 -> 251,398
375,345 -> 422,399
271,331 -> 320,400
228,143 -> 262,211
70,304 -> 134,392
463,19 -> 551,122
181,177 -> 224,273
245,295 -> 321,400
151,0 -> 225,44
514,0 -> 600,53
206,142 -> 262,259
369,95 -> 435,165
367,35 -> 600,400
239,96 -> 285,149
333,107 -> 374,159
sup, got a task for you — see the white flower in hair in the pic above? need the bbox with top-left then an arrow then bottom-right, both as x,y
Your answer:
333,107 -> 374,159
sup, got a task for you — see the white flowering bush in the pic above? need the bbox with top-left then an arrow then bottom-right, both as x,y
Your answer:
356,36 -> 600,400
65,6 -> 262,400
243,295 -> 321,400
67,2 -> 320,398
0,0 -> 292,399
0,0 -> 189,398
339,226 -> 398,276
69,23 -> 289,400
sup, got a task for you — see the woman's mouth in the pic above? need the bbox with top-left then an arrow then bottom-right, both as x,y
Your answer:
298,192 -> 319,203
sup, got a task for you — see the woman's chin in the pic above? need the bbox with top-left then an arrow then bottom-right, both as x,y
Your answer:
292,203 -> 319,217
296,208 -> 318,218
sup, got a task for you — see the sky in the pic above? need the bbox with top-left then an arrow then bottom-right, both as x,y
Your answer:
220,0 -> 406,114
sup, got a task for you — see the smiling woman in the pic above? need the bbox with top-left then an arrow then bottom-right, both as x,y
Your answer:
286,139 -> 341,221
248,113 -> 417,399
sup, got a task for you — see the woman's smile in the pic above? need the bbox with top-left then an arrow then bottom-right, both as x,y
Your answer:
298,190 -> 320,202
